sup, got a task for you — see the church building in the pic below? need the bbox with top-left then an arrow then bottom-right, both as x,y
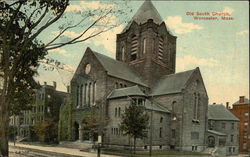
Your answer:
59,0 -> 209,152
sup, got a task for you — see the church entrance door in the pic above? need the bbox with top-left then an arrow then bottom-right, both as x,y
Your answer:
74,122 -> 79,141
207,136 -> 215,147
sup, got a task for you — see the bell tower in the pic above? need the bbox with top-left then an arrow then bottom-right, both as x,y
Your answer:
116,0 -> 177,87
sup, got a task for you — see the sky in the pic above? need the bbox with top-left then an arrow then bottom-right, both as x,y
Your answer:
35,0 -> 249,107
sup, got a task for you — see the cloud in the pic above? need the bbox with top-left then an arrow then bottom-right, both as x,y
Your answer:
49,48 -> 70,56
85,25 -> 124,54
236,30 -> 249,35
66,5 -> 82,12
165,16 -> 203,34
223,6 -> 234,14
79,1 -> 116,11
177,55 -> 218,71
66,1 -> 116,12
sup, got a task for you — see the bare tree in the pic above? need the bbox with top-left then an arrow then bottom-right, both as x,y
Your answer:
0,0 -> 130,156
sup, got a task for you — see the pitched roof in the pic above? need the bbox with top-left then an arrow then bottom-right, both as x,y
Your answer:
233,98 -> 250,105
207,130 -> 227,136
122,0 -> 163,33
91,50 -> 148,87
145,99 -> 170,113
208,104 -> 239,121
107,86 -> 146,99
150,69 -> 196,96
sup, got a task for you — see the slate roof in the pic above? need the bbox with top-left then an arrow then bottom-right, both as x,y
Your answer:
208,104 -> 239,121
150,69 -> 196,96
92,50 -> 147,87
233,98 -> 250,105
122,0 -> 163,33
107,86 -> 146,99
208,130 -> 227,136
145,99 -> 170,113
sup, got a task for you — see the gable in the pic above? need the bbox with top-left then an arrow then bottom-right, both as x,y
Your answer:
71,47 -> 106,82
185,67 -> 208,97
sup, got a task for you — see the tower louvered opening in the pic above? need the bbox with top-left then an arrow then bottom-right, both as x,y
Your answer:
130,35 -> 138,61
158,37 -> 164,60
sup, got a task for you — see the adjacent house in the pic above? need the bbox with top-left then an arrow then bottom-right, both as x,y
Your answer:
207,104 -> 239,156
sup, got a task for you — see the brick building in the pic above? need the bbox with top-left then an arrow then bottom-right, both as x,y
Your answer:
20,82 -> 67,139
59,1 -> 210,152
229,96 -> 250,153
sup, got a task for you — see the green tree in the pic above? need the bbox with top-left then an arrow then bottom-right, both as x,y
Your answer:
35,120 -> 58,143
82,108 -> 99,141
120,104 -> 149,154
0,0 -> 129,156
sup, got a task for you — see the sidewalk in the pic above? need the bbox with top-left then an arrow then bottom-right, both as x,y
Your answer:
9,142 -> 120,157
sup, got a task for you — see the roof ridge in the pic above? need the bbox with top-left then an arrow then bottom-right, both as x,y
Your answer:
113,85 -> 139,91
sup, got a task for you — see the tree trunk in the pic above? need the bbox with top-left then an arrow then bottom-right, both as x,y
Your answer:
0,99 -> 10,157
133,137 -> 136,154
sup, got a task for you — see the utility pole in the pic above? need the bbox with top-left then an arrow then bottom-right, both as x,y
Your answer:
149,100 -> 153,157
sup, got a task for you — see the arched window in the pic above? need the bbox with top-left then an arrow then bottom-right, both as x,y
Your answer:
193,93 -> 197,119
76,85 -> 79,106
92,81 -> 96,105
143,38 -> 147,54
89,83 -> 92,106
80,84 -> 83,106
115,108 -> 117,117
172,101 -> 177,120
193,93 -> 200,120
121,47 -> 125,61
118,107 -> 121,117
130,35 -> 138,61
84,84 -> 87,105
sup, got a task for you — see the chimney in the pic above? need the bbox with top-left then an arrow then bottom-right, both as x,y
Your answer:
53,81 -> 57,89
226,102 -> 229,109
213,102 -> 216,105
44,81 -> 47,85
239,96 -> 245,103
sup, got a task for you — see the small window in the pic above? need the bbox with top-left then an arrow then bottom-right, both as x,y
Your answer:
159,127 -> 162,138
222,123 -> 226,129
160,117 -> 163,123
115,82 -> 118,89
130,54 -> 137,61
171,129 -> 176,138
231,123 -> 234,130
115,108 -> 117,117
120,83 -> 123,88
244,112 -> 249,119
138,99 -> 143,105
132,98 -> 137,105
230,135 -> 234,142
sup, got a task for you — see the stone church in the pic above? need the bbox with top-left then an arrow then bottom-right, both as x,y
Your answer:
59,0 -> 209,152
